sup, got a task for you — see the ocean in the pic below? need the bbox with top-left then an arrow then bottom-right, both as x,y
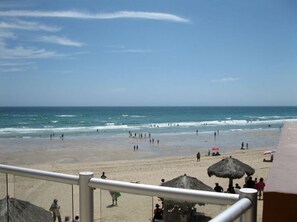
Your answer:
1,106 -> 296,139
1,106 -> 297,158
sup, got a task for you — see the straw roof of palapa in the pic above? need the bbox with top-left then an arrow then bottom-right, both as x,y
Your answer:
0,197 -> 52,222
161,174 -> 213,192
207,156 -> 255,179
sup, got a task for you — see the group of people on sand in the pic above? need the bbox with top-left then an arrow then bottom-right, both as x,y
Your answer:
129,131 -> 160,150
244,176 -> 266,199
240,142 -> 249,150
129,131 -> 149,139
213,177 -> 266,200
50,133 -> 64,140
196,150 -> 222,161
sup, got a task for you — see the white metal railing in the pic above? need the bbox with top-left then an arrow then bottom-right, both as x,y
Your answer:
0,164 -> 257,222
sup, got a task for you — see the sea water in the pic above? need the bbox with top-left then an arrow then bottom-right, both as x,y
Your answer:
0,106 -> 296,153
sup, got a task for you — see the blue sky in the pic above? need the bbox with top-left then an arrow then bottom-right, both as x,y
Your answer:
0,0 -> 296,106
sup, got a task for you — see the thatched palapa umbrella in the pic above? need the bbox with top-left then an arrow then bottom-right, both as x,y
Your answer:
161,174 -> 213,192
160,174 -> 213,207
207,156 -> 255,187
0,197 -> 52,222
160,174 -> 213,221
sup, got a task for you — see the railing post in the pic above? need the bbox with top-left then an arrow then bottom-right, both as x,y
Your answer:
6,174 -> 9,222
239,188 -> 257,222
79,172 -> 94,222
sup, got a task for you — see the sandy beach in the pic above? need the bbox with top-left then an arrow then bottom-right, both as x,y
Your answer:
0,134 -> 273,222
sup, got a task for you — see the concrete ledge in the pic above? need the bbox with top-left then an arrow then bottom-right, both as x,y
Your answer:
263,122 -> 297,222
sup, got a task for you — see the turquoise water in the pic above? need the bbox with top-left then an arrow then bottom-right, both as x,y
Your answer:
0,106 -> 296,139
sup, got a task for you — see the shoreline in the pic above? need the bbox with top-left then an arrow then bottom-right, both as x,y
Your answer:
0,128 -> 280,166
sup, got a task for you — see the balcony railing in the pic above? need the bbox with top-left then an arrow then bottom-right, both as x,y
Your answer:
0,164 -> 257,222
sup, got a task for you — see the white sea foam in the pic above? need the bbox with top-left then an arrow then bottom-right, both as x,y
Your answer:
122,114 -> 146,118
55,115 -> 76,118
139,118 -> 297,129
1,118 -> 295,137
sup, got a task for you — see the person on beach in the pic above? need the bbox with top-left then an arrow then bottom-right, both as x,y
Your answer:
101,172 -> 106,179
241,142 -> 244,150
101,173 -> 120,205
214,183 -> 223,192
49,199 -> 62,222
153,204 -> 163,222
234,183 -> 241,193
245,176 -> 255,188
109,191 -> 121,206
196,152 -> 200,162
255,178 -> 266,200
227,184 -> 235,194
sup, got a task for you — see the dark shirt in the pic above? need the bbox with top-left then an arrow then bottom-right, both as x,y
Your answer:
246,179 -> 255,188
214,185 -> 223,192
154,208 -> 163,220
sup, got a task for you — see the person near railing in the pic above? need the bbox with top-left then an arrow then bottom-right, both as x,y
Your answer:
214,183 -> 224,192
153,203 -> 163,222
49,199 -> 62,222
255,177 -> 266,200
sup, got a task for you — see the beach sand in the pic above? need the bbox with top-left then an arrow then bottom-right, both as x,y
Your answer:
0,136 -> 273,221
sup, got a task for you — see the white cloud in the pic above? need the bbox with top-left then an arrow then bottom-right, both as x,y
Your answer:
0,62 -> 37,73
0,30 -> 16,40
0,62 -> 35,66
211,77 -> 240,83
0,67 -> 27,72
0,23 -> 63,59
0,44 -> 59,59
39,35 -> 84,47
0,20 -> 61,32
0,10 -> 190,23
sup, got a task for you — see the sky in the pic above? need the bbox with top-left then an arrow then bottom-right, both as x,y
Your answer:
0,0 -> 296,106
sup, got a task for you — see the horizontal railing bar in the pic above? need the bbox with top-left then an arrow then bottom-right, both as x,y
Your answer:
209,198 -> 252,222
89,178 -> 239,205
0,164 -> 79,185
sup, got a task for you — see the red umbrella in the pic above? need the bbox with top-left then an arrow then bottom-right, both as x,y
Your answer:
212,147 -> 220,151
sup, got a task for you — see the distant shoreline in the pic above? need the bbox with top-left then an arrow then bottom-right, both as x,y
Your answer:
0,127 -> 280,166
